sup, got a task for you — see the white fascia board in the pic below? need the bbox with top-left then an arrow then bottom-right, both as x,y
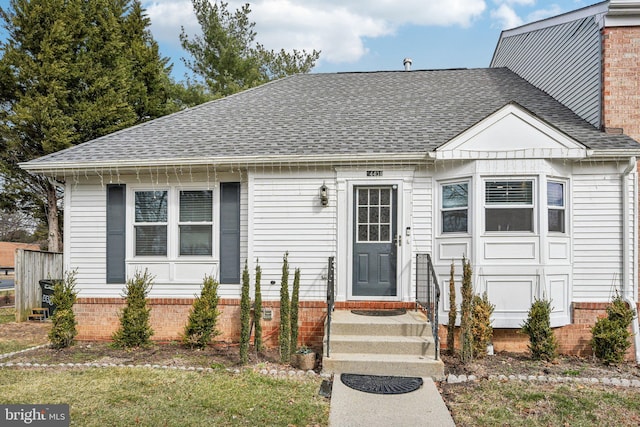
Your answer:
19,152 -> 430,175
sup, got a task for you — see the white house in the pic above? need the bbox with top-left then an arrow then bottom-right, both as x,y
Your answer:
22,67 -> 640,358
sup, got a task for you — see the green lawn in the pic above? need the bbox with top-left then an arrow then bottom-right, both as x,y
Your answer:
0,307 -> 15,324
0,367 -> 329,426
444,380 -> 640,426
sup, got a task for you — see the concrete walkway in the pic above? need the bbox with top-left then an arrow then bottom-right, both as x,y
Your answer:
329,375 -> 456,427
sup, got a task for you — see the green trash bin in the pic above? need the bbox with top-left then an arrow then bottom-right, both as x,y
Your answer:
39,279 -> 60,317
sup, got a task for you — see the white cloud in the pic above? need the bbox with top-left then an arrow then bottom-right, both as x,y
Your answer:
525,5 -> 565,23
490,4 -> 524,29
143,0 -> 487,65
493,0 -> 535,5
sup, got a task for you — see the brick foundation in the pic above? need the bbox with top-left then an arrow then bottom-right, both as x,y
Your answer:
438,302 -> 640,360
74,298 -> 327,352
75,299 -> 638,359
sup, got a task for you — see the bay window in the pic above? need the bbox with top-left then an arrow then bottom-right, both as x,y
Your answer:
485,180 -> 534,232
547,181 -> 565,233
441,182 -> 469,233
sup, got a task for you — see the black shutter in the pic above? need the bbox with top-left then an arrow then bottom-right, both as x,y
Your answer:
220,182 -> 241,284
106,185 -> 126,283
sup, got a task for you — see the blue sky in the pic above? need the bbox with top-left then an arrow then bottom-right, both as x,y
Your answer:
0,0 -> 599,80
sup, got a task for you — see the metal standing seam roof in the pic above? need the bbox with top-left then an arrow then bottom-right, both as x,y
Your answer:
22,67 -> 640,169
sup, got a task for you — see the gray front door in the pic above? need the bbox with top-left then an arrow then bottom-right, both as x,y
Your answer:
352,186 -> 398,296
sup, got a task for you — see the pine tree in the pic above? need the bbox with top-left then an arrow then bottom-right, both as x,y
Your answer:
239,260 -> 251,364
447,260 -> 457,355
113,270 -> 154,348
180,0 -> 319,97
253,260 -> 263,353
459,257 -> 473,364
279,252 -> 291,363
290,267 -> 301,353
183,275 -> 221,349
0,0 -> 177,250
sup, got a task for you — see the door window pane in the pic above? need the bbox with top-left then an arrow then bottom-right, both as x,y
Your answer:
356,188 -> 392,243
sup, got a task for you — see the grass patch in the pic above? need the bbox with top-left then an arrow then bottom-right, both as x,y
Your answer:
0,307 -> 15,324
0,368 -> 329,426
0,340 -> 37,354
444,381 -> 640,426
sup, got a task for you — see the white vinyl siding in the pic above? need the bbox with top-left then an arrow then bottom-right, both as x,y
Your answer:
66,183 -> 108,293
572,174 -> 623,301
250,171 -> 336,301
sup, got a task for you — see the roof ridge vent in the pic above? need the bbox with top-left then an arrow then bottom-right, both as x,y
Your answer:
403,58 -> 412,71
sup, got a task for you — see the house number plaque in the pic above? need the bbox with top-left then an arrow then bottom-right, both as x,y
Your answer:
366,170 -> 383,177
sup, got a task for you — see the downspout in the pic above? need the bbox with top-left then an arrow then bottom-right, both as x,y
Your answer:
621,156 -> 640,363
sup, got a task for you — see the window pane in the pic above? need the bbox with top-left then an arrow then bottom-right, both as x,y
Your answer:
547,182 -> 564,207
369,207 -> 379,223
443,183 -> 468,209
380,207 -> 390,223
135,225 -> 167,256
180,191 -> 213,222
443,210 -> 468,233
180,225 -> 212,255
358,225 -> 368,241
358,207 -> 368,223
369,225 -> 379,241
135,191 -> 167,222
358,190 -> 368,205
548,210 -> 565,233
486,208 -> 533,231
380,189 -> 390,205
380,225 -> 390,241
370,189 -> 379,205
486,181 -> 532,205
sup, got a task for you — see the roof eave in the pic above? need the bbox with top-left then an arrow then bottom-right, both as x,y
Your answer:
19,152 -> 432,174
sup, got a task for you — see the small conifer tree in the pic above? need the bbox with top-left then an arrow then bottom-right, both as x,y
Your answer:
521,299 -> 558,361
240,260 -> 251,364
183,275 -> 220,349
459,257 -> 474,363
591,294 -> 634,365
279,252 -> 291,363
48,271 -> 78,349
471,292 -> 494,358
290,267 -> 301,352
253,261 -> 263,353
113,270 -> 154,348
447,260 -> 457,355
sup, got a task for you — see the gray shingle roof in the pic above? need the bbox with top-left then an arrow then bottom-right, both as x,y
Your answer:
24,67 -> 640,168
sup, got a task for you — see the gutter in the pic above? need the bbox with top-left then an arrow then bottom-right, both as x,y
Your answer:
621,156 -> 640,363
19,152 -> 431,174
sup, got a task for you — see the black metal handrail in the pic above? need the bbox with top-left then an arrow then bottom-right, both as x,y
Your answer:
326,256 -> 335,358
416,253 -> 440,360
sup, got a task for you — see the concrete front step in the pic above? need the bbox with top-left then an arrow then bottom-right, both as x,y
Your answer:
329,334 -> 436,356
329,310 -> 433,337
323,352 -> 445,380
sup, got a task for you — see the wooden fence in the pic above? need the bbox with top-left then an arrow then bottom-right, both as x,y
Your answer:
15,249 -> 63,321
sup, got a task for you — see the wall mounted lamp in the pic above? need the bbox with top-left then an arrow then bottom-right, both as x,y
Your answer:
320,183 -> 329,206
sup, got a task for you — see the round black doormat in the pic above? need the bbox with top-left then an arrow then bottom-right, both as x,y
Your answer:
341,373 -> 423,395
350,308 -> 407,316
